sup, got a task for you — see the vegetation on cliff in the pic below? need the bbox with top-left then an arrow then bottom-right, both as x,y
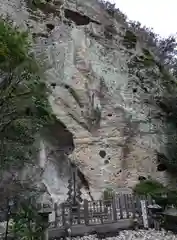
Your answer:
0,18 -> 56,171
100,0 -> 177,172
134,179 -> 177,208
0,16 -> 58,238
0,17 -> 60,215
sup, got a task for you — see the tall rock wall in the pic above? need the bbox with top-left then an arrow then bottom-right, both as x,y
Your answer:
0,0 -> 176,203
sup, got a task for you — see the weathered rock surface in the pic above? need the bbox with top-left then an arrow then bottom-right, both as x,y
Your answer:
1,0 -> 176,203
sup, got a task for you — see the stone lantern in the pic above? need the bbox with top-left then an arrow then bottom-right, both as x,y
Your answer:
148,202 -> 163,230
162,207 -> 177,233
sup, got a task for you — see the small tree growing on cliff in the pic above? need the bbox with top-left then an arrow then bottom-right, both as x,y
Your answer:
0,17 -> 57,207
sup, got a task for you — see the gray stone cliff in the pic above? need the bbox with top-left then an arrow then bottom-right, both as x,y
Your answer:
0,0 -> 176,204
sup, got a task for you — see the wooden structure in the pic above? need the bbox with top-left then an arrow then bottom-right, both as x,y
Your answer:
0,194 -> 161,239
45,193 -> 160,239
49,194 -> 151,228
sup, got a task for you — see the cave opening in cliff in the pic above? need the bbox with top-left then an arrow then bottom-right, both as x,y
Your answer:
46,23 -> 55,31
50,82 -> 56,89
133,88 -> 137,93
64,9 -> 91,25
99,150 -> 106,158
138,176 -> 146,181
64,9 -> 100,26
104,159 -> 109,164
156,152 -> 168,172
42,118 -> 93,200
42,119 -> 75,154
157,164 -> 167,172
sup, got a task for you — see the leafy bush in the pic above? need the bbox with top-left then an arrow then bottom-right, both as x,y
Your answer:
134,180 -> 177,208
0,19 -> 30,71
134,180 -> 166,196
98,0 -> 127,22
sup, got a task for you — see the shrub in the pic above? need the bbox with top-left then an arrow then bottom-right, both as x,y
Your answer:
134,180 -> 166,195
134,180 -> 177,208
0,18 -> 30,71
98,0 -> 127,22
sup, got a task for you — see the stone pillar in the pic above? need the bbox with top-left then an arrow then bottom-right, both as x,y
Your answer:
140,200 -> 149,229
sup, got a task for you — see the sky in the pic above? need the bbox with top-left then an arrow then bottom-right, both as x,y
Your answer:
109,0 -> 176,38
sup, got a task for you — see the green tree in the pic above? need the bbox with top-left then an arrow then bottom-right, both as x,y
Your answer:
0,17 -> 57,208
0,17 -> 57,238
10,199 -> 47,240
0,17 -> 56,171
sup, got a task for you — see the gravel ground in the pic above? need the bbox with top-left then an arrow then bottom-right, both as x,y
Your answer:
64,229 -> 177,240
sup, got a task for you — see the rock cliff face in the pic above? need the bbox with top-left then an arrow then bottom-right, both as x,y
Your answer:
1,0 -> 176,203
